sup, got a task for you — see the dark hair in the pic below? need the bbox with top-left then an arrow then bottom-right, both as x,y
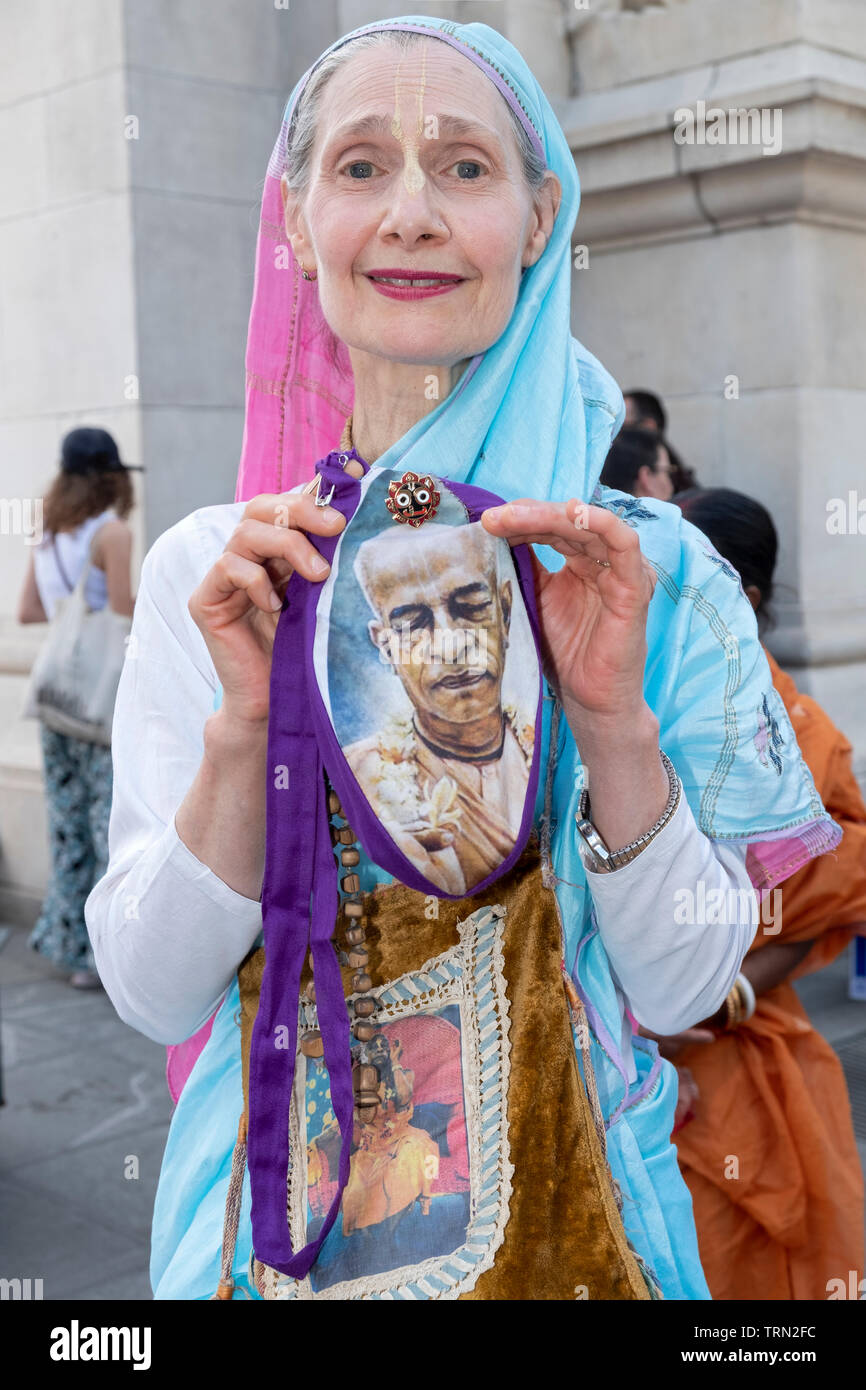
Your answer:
624,389 -> 666,433
601,428 -> 665,494
664,438 -> 697,492
674,486 -> 778,627
42,468 -> 134,535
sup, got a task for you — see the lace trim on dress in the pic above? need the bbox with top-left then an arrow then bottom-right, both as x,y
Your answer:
256,901 -> 514,1300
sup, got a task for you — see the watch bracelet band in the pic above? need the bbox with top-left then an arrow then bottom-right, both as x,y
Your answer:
574,749 -> 682,873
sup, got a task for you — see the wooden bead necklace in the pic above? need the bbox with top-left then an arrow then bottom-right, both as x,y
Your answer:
298,416 -> 379,1121
299,781 -> 382,1124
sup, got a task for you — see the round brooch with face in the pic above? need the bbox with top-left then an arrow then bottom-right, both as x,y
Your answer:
385,472 -> 441,527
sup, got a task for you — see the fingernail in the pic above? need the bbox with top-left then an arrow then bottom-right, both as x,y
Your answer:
269,591 -> 282,610
312,554 -> 330,575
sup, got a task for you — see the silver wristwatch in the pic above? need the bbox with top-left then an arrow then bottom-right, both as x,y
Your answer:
574,750 -> 681,873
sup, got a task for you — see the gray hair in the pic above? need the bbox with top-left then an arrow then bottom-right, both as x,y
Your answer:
284,29 -> 548,199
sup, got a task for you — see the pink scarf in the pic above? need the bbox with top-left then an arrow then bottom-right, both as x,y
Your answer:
233,119 -> 353,502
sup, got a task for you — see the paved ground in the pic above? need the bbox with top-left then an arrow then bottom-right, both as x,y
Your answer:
0,925 -> 173,1300
1,922 -> 865,1301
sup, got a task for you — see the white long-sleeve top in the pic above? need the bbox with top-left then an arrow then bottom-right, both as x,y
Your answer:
85,502 -> 759,1079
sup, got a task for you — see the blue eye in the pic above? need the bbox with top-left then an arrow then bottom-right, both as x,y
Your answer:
453,160 -> 483,179
341,158 -> 485,181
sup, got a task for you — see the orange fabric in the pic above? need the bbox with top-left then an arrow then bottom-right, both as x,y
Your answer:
674,649 -> 866,1300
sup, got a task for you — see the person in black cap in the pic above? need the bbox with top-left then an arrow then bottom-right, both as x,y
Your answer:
17,427 -> 141,988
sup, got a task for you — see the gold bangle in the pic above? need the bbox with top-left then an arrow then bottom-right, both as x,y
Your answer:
725,981 -> 745,1030
724,989 -> 735,1029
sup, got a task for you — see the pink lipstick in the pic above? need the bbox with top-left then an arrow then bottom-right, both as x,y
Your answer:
364,269 -> 466,301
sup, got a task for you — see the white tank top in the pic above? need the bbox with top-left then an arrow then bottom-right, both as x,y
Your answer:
33,508 -> 118,620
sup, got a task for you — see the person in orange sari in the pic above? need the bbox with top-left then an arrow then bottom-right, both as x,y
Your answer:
658,487 -> 866,1300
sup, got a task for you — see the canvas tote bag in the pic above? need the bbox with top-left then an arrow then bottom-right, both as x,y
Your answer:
22,536 -> 131,746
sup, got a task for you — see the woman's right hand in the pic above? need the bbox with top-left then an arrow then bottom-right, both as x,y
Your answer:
187,488 -> 347,726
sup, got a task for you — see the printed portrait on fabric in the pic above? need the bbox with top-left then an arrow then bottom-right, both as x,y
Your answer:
315,469 -> 540,894
257,906 -> 513,1301
303,1007 -> 471,1293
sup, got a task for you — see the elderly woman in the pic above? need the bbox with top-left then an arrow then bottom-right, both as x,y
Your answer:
86,16 -> 840,1301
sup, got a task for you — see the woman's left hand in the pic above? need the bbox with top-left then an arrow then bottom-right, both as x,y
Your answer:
481,499 -> 658,728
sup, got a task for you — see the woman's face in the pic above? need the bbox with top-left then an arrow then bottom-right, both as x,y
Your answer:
281,41 -> 560,368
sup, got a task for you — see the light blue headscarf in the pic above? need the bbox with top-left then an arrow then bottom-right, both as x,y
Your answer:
151,15 -> 839,1301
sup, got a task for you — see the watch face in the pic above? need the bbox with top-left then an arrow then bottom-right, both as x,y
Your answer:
578,844 -> 604,875
574,816 -> 609,873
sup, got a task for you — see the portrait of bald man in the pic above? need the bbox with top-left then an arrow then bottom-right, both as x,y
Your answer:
345,522 -> 535,895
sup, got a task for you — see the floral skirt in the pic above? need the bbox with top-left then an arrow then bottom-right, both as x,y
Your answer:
29,722 -> 113,972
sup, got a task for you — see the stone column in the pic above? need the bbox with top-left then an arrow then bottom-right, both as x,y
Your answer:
558,0 -> 866,781
0,0 -> 337,921
0,0 -> 140,921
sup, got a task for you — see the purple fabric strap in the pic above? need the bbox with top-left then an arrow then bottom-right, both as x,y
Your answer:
246,449 -> 368,1278
245,453 -> 542,1279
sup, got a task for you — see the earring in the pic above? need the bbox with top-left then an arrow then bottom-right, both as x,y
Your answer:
302,267 -> 318,282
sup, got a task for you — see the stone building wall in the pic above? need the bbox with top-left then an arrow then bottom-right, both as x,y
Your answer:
561,0 -> 866,778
